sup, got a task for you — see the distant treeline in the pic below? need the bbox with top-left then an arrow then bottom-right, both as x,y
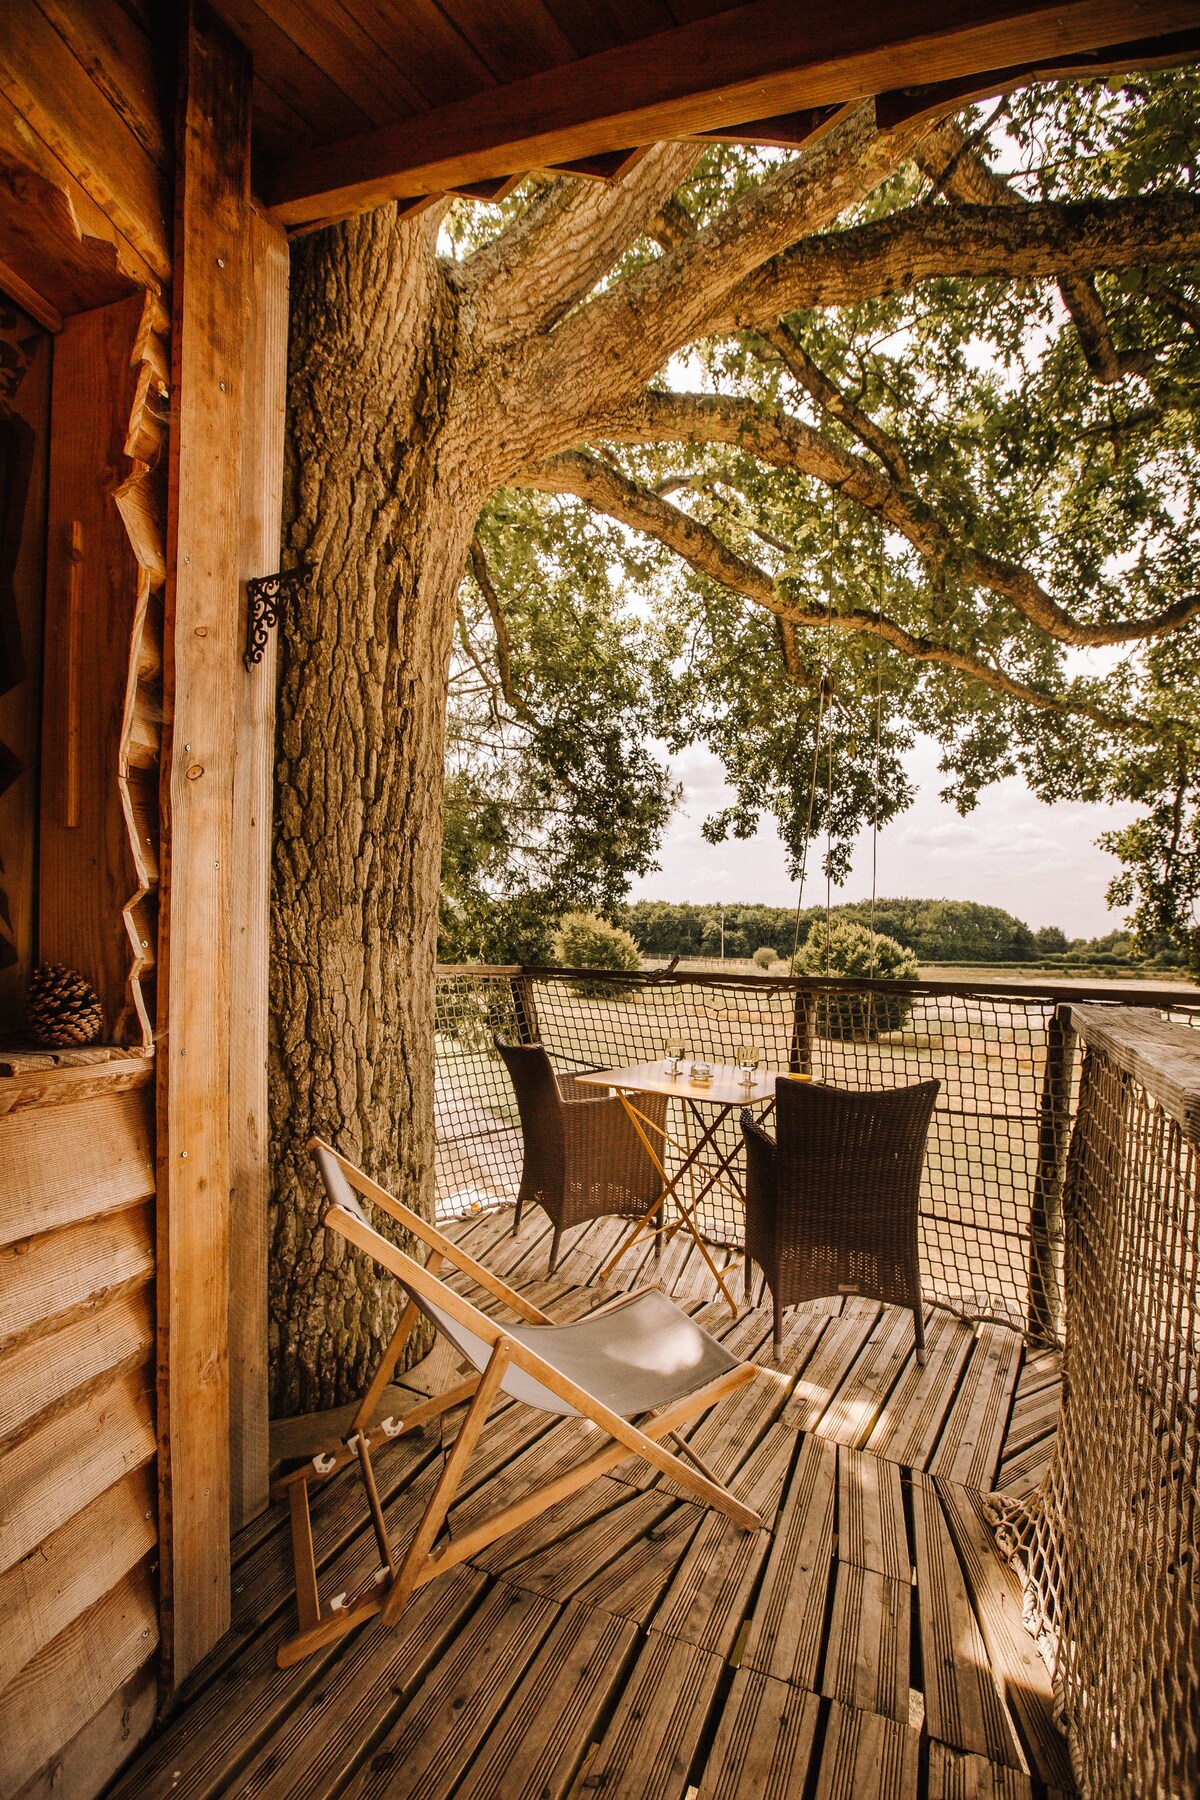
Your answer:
617,899 -> 1176,969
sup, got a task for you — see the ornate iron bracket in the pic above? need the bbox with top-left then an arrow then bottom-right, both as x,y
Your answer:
244,563 -> 311,669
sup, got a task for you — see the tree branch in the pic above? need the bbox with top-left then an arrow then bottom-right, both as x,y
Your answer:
602,389 -> 1200,647
915,119 -> 1152,385
461,144 -> 702,348
467,537 -> 524,716
516,450 -> 1135,730
754,320 -> 913,488
528,103 -> 930,434
714,191 -> 1200,330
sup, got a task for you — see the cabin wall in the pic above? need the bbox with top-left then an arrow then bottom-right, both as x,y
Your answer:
0,1059 -> 158,1800
0,303 -> 50,1033
0,3 -> 284,1790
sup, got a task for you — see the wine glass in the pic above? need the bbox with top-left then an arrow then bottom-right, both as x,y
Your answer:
735,1043 -> 762,1088
663,1038 -> 686,1076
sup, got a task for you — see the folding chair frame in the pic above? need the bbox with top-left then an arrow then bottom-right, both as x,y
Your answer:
273,1137 -> 761,1669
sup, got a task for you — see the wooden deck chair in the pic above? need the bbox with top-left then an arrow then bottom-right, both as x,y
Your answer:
273,1137 -> 763,1668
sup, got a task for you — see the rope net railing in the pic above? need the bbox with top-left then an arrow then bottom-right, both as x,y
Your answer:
993,1006 -> 1199,1799
434,965 -> 1199,1340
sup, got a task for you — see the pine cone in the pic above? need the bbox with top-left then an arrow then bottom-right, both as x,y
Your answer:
26,964 -> 104,1047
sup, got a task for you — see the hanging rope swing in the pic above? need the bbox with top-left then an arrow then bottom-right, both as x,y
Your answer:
787,521 -> 888,997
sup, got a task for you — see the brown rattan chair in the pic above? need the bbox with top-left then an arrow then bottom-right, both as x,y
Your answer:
495,1036 -> 668,1274
742,1075 -> 940,1360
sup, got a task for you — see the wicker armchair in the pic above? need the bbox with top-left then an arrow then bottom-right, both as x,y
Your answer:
742,1076 -> 940,1360
495,1037 -> 668,1274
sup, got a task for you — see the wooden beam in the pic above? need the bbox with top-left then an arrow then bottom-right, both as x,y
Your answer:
228,204 -> 288,1534
694,105 -> 852,150
158,0 -> 250,1686
266,0 -> 1200,227
874,25 -> 1200,125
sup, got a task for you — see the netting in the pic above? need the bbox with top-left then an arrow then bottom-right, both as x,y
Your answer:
432,967 -> 1200,1337
993,1015 -> 1200,1798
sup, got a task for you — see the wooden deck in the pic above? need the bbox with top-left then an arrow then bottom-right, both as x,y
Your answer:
108,1206 -> 1070,1800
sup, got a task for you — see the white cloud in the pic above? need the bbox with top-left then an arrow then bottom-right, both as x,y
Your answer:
630,737 -> 1137,939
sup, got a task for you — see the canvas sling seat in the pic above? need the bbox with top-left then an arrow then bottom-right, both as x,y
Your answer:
272,1137 -> 762,1668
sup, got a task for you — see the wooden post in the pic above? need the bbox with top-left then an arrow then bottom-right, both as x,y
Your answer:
1027,1004 -> 1076,1342
789,986 -> 815,1074
228,206 -> 288,1533
157,0 -> 251,1686
510,973 -> 540,1045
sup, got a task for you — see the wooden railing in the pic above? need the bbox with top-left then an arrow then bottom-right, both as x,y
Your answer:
993,1005 -> 1200,1798
433,965 -> 1200,1343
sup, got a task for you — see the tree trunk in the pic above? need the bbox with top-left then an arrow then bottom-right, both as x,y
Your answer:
269,207 -> 477,1414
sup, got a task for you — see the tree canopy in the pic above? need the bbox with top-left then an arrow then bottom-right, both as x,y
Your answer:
439,69 -> 1200,972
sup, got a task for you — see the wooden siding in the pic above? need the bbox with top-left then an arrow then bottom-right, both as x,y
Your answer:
0,1061 -> 158,1800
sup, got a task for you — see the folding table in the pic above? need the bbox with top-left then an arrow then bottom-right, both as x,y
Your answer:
574,1061 -> 785,1313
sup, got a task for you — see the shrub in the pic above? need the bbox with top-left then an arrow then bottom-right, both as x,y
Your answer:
752,946 -> 778,969
553,911 -> 642,997
792,918 -> 919,1039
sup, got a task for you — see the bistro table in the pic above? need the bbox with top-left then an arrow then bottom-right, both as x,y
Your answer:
574,1060 -> 788,1314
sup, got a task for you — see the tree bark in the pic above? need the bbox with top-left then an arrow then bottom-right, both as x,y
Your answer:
269,208 -> 478,1414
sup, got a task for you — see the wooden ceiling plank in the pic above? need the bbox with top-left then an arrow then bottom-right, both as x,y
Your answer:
874,26 -> 1200,126
436,0 -> 581,85
0,0 -> 171,279
532,0 -> 678,59
267,0 -> 1200,226
249,0 -> 427,124
209,0 -> 376,143
350,0 -> 499,108
32,0 -> 173,174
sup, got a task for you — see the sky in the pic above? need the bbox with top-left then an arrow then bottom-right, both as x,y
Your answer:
627,735 -> 1138,939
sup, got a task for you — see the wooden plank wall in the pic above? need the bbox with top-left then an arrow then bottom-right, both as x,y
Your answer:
0,1061 -> 159,1800
157,0 -> 253,1685
39,293 -> 151,1039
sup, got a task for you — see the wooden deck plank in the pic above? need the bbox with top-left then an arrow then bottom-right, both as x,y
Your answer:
584,1631 -> 725,1800
935,1479 -> 1074,1793
570,1498 -> 702,1624
839,1446 -> 909,1583
740,1433 -> 836,1687
336,1582 -> 557,1800
926,1742 -> 1033,1798
697,1668 -> 821,1799
782,1300 -> 883,1429
109,1228 -> 1076,1800
500,1487 -> 686,1611
104,1557 -> 480,1800
865,1313 -> 975,1471
808,1304 -> 920,1449
452,1601 -> 638,1800
467,1471 -> 632,1577
1000,1391 -> 1061,1457
930,1328 -> 1024,1491
821,1561 -> 912,1723
911,1474 -> 1026,1770
221,1570 -> 487,1800
994,1436 -> 1056,1502
651,1512 -> 771,1658
814,1701 -> 922,1799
